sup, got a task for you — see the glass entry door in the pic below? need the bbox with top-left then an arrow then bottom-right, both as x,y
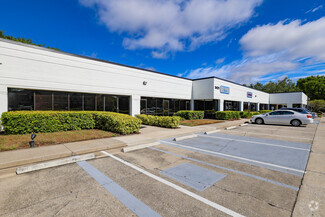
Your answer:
163,100 -> 169,116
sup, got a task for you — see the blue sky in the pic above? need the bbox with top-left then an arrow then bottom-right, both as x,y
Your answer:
0,0 -> 325,84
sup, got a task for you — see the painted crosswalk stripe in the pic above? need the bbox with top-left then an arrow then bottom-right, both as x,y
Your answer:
101,151 -> 245,217
77,161 -> 161,217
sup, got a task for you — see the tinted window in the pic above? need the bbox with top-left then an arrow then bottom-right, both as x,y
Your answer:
70,93 -> 83,110
96,95 -> 104,111
105,95 -> 117,112
84,94 -> 96,111
119,96 -> 129,114
269,111 -> 281,115
8,88 -> 34,111
156,98 -> 163,115
282,111 -> 294,115
53,92 -> 68,110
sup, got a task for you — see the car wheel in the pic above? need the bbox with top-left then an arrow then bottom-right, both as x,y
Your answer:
255,118 -> 264,124
291,119 -> 301,127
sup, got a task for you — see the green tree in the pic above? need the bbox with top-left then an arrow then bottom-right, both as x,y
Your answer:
296,76 -> 325,100
245,77 -> 300,93
308,99 -> 325,112
0,30 -> 59,51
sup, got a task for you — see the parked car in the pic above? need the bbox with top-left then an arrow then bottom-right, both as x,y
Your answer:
250,110 -> 313,127
279,107 -> 317,118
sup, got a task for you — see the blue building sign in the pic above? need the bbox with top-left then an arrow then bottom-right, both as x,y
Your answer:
247,92 -> 253,98
220,86 -> 230,94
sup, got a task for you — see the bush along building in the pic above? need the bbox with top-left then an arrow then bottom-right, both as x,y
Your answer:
0,38 -> 308,118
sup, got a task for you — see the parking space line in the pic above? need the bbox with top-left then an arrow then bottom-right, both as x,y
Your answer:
101,151 -> 245,217
161,141 -> 305,174
224,131 -> 312,141
77,161 -> 161,217
198,134 -> 310,151
149,147 -> 299,191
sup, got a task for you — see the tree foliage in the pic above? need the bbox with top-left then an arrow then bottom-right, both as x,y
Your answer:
0,30 -> 59,51
246,77 -> 300,93
296,76 -> 325,100
308,99 -> 325,112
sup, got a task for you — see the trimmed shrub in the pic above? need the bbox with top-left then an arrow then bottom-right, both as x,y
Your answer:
1,111 -> 141,135
215,111 -> 241,120
240,111 -> 261,118
259,110 -> 272,114
136,114 -> 180,128
174,110 -> 204,120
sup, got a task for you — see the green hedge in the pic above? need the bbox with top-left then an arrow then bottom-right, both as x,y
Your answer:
1,111 -> 141,135
240,111 -> 260,118
259,110 -> 272,114
136,114 -> 180,128
174,110 -> 204,120
215,111 -> 241,120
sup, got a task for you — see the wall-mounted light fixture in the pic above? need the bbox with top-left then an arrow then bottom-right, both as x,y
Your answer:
143,81 -> 147,86
215,86 -> 219,89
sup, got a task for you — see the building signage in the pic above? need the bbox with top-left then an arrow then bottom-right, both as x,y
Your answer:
247,92 -> 253,98
220,86 -> 230,94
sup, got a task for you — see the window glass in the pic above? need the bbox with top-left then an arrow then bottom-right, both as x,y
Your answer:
175,100 -> 180,112
96,95 -> 104,111
156,98 -> 163,115
84,94 -> 96,111
119,96 -> 130,114
169,99 -> 175,114
194,100 -> 204,110
204,100 -> 215,111
105,95 -> 118,112
270,111 -> 281,115
34,91 -> 52,110
8,88 -> 34,111
179,100 -> 186,110
147,98 -> 156,115
53,92 -> 68,110
140,99 -> 147,114
282,111 -> 294,115
70,93 -> 83,110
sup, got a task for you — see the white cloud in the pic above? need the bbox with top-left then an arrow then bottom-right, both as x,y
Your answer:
186,17 -> 325,83
80,0 -> 262,57
215,57 -> 225,64
306,5 -> 323,13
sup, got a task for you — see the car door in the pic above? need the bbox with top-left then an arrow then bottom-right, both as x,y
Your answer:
278,111 -> 295,125
264,111 -> 281,124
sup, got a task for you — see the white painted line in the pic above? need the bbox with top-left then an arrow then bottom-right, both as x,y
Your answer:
228,131 -> 312,141
161,141 -> 305,174
122,142 -> 160,153
204,130 -> 221,135
16,154 -> 95,174
198,134 -> 310,151
225,126 -> 237,130
101,151 -> 245,217
173,134 -> 197,141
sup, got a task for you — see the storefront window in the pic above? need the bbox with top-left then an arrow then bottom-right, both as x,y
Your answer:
8,88 -> 34,111
105,95 -> 118,112
84,94 -> 96,111
119,96 -> 130,114
53,92 -> 68,110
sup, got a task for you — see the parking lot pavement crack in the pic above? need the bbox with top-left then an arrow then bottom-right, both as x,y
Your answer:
53,200 -> 72,216
213,185 -> 291,213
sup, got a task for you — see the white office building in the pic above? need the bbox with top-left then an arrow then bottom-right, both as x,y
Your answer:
0,39 -> 308,117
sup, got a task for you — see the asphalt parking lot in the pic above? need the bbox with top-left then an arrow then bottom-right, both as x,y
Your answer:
0,121 -> 319,217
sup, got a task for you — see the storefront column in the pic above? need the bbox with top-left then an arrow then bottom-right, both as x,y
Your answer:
0,85 -> 8,130
130,95 -> 141,116
219,99 -> 224,111
239,101 -> 244,111
190,99 -> 194,111
256,102 -> 260,111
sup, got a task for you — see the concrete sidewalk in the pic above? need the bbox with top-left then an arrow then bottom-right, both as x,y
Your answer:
293,117 -> 325,216
0,119 -> 246,171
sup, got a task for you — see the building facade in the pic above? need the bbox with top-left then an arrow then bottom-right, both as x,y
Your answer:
0,39 -> 308,117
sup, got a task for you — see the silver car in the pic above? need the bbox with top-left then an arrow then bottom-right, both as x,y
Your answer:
250,110 -> 314,127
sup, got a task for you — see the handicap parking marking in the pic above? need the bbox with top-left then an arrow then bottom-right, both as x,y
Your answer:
77,161 -> 162,217
198,134 -> 311,151
150,147 -> 300,191
160,140 -> 305,176
101,151 -> 246,217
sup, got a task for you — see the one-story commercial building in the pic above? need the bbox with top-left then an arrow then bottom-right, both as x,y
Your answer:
0,39 -> 308,117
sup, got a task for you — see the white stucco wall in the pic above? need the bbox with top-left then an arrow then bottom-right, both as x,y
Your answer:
269,92 -> 308,107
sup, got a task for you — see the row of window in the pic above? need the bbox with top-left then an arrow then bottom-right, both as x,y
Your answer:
8,88 -> 130,114
140,97 -> 190,116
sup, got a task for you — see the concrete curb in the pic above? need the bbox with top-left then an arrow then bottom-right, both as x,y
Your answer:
122,142 -> 160,153
16,153 -> 95,174
239,123 -> 249,127
204,130 -> 221,135
173,134 -> 197,141
225,126 -> 237,130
